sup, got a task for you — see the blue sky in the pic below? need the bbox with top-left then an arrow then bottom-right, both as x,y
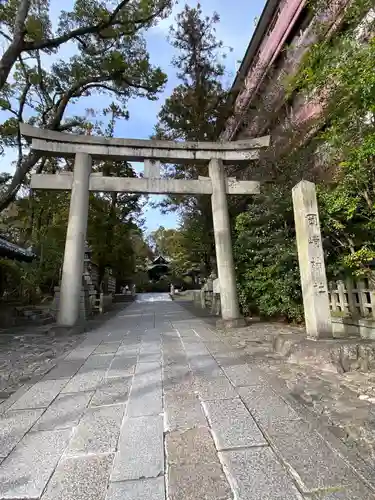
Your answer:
2,0 -> 266,233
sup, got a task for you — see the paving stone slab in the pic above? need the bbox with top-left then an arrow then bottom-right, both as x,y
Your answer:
162,336 -> 183,345
221,364 -> 265,387
163,373 -> 195,394
80,353 -> 115,370
9,378 -> 69,410
94,342 -> 121,354
42,360 -> 85,380
181,334 -> 206,343
308,491 -> 355,500
164,391 -> 207,431
140,341 -> 161,353
203,341 -> 231,354
309,486 -> 375,500
211,352 -> 246,370
64,346 -> 97,361
188,355 -> 222,376
162,333 -> 182,342
163,364 -> 191,387
0,409 -> 44,458
41,452 -> 114,500
138,351 -> 162,363
0,384 -> 34,414
193,374 -> 238,401
120,334 -> 141,342
106,356 -> 137,378
0,429 -> 71,499
175,329 -> 196,338
162,349 -> 186,361
163,356 -> 188,368
135,361 -> 162,375
163,375 -> 196,398
166,427 -> 218,467
119,335 -> 141,344
90,376 -> 132,407
184,346 -> 211,360
108,330 -> 129,341
61,371 -> 105,393
106,478 -> 165,500
220,447 -> 303,499
61,355 -> 113,393
67,404 -> 125,455
266,419 -> 356,493
111,414 -> 164,481
182,337 -> 208,345
238,385 -> 300,428
116,346 -> 140,357
33,392 -> 93,431
127,377 -> 162,416
203,398 -> 267,450
168,462 -> 232,500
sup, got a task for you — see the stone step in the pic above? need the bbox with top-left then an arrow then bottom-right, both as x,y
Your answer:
113,294 -> 135,303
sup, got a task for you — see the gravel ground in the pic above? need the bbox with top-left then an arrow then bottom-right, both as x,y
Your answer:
0,303 -> 130,401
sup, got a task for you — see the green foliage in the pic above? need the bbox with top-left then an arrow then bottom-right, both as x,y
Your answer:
234,189 -> 303,322
296,6 -> 375,277
317,133 -> 375,277
0,0 -> 171,210
232,1 -> 375,321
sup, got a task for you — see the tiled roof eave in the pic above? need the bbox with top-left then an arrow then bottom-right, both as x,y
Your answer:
0,237 -> 35,261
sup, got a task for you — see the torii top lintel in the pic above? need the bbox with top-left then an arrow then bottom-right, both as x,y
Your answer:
20,124 -> 270,164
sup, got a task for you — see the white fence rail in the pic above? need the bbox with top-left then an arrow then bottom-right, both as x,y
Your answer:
328,278 -> 375,318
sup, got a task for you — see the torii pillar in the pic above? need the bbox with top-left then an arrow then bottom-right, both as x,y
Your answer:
209,159 -> 244,328
57,153 -> 91,326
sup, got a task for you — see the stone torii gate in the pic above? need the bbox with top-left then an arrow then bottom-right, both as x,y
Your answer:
20,124 -> 270,328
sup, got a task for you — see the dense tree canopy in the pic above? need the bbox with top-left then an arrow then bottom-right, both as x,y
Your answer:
0,0 -> 172,210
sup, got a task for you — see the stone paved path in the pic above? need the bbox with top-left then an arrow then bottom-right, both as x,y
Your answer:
0,298 -> 374,499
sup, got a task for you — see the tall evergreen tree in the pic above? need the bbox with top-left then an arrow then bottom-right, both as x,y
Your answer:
155,3 -> 231,273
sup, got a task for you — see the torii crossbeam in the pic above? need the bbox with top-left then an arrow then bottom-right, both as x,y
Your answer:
21,124 -> 270,328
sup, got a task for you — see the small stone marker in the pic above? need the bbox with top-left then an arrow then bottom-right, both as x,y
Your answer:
292,180 -> 332,339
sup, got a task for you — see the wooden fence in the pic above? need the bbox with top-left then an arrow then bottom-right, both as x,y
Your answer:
328,278 -> 375,318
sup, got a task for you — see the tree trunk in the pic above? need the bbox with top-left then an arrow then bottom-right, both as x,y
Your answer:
0,41 -> 22,92
0,150 -> 39,212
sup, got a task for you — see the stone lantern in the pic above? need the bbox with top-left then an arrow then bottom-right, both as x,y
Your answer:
83,241 -> 98,310
52,241 -> 95,321
83,241 -> 93,277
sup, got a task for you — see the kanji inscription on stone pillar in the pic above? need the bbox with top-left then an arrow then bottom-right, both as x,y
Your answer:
292,180 -> 332,339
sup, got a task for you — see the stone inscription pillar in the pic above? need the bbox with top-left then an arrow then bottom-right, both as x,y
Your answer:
292,180 -> 332,339
209,159 -> 244,327
57,153 -> 92,327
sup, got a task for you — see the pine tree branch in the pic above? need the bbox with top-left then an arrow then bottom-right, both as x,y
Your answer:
24,0 -> 132,51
